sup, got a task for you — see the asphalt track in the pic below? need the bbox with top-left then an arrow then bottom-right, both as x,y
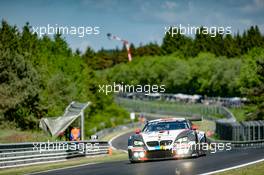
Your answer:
33,131 -> 264,175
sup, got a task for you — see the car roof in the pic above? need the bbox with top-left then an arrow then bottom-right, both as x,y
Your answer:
148,118 -> 186,123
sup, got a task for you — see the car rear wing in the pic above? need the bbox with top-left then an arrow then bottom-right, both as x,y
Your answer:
136,112 -> 203,122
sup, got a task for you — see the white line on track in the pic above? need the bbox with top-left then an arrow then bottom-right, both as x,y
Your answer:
199,158 -> 264,175
25,130 -> 264,175
109,129 -> 264,174
109,131 -> 130,153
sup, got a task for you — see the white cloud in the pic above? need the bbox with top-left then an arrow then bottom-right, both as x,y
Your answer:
254,0 -> 264,7
71,40 -> 92,52
162,1 -> 178,10
238,19 -> 253,25
241,0 -> 264,12
154,11 -> 178,23
258,24 -> 264,33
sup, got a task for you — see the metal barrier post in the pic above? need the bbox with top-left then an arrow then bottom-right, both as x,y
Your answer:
81,111 -> 84,140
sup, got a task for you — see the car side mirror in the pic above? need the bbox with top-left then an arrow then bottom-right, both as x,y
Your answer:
135,128 -> 141,134
191,125 -> 198,130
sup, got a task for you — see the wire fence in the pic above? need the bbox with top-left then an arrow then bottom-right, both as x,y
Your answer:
115,96 -> 264,142
115,97 -> 230,121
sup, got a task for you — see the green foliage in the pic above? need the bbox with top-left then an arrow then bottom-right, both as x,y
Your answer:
136,42 -> 163,57
80,25 -> 264,71
1,18 -> 264,133
229,105 -> 257,122
103,52 -> 243,97
0,20 -> 129,133
162,25 -> 264,58
239,49 -> 264,120
0,49 -> 40,129
86,103 -> 129,136
103,48 -> 264,120
162,27 -> 193,56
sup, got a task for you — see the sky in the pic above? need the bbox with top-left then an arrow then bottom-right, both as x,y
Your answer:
0,0 -> 263,52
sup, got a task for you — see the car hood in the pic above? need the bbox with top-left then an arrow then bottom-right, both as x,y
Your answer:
141,129 -> 187,143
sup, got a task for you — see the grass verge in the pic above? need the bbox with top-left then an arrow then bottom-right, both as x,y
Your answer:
193,119 -> 215,133
0,128 -> 56,143
116,97 -> 225,119
228,105 -> 257,122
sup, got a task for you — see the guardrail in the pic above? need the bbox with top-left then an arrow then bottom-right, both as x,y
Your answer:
0,141 -> 109,168
208,138 -> 264,149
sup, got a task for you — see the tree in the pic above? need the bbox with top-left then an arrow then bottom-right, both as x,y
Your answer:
162,27 -> 192,56
223,34 -> 241,57
193,27 -> 213,56
52,33 -> 71,56
0,21 -> 129,133
0,50 -> 40,129
245,58 -> 264,120
21,22 -> 39,56
94,48 -> 113,69
130,43 -> 136,57
75,49 -> 81,56
82,46 -> 96,67
0,20 -> 21,53
137,42 -> 162,56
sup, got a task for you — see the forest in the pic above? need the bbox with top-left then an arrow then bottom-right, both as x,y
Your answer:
0,21 -> 128,135
0,20 -> 263,135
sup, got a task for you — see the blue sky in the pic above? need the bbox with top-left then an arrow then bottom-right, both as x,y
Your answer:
0,0 -> 263,52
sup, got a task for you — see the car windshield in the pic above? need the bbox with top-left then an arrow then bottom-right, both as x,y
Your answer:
143,121 -> 189,132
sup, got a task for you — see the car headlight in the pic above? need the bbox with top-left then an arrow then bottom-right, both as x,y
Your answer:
133,140 -> 144,146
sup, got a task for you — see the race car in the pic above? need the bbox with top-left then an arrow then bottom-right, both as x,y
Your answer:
128,118 -> 207,163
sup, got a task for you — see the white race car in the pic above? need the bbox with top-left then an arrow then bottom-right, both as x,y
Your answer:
128,118 -> 207,163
